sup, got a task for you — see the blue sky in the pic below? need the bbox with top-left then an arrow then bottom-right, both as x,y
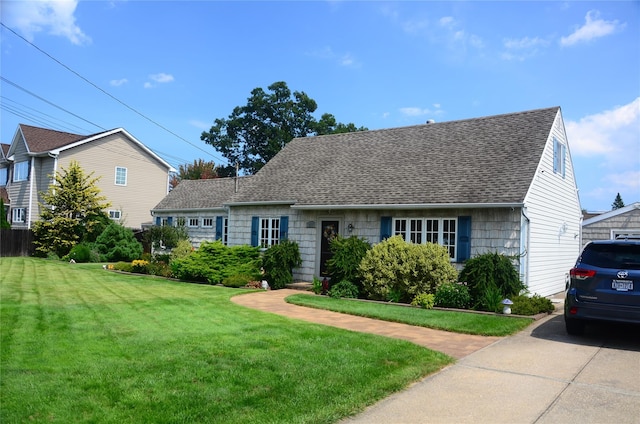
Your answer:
1,0 -> 638,212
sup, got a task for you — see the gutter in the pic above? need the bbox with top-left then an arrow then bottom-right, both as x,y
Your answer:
290,202 -> 525,211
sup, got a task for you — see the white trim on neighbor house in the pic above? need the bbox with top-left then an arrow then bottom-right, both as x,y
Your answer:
583,202 -> 640,226
115,166 -> 127,186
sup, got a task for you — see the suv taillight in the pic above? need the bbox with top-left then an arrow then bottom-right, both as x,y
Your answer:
570,268 -> 597,280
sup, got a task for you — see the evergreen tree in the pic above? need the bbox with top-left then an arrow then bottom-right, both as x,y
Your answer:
33,161 -> 111,257
612,193 -> 625,210
0,199 -> 10,229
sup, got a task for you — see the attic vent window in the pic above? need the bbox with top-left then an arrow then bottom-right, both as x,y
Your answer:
553,138 -> 566,178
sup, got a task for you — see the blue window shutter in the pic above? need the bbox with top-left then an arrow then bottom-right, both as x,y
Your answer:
167,217 -> 173,226
380,216 -> 392,240
215,216 -> 223,240
251,216 -> 259,247
280,216 -> 289,240
155,216 -> 161,226
457,216 -> 472,262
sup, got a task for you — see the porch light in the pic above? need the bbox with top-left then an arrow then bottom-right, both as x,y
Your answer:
501,298 -> 513,314
347,223 -> 354,233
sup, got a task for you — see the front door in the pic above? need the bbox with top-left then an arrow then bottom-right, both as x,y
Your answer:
319,220 -> 339,277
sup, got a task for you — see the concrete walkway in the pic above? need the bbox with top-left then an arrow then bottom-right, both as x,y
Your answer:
231,289 -> 500,360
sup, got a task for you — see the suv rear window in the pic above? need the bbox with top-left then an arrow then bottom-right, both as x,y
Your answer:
580,244 -> 640,269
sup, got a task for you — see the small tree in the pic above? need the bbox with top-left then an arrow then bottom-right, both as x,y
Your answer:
33,161 -> 111,257
0,199 -> 10,229
262,240 -> 302,289
612,193 -> 625,210
95,222 -> 143,262
326,235 -> 371,290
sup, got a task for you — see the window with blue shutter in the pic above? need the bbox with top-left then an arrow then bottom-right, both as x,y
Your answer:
380,216 -> 392,241
215,216 -> 223,241
155,216 -> 161,226
457,216 -> 472,262
251,216 -> 259,247
167,217 -> 173,227
280,216 -> 289,240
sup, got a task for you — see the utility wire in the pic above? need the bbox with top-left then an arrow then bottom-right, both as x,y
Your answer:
0,22 -> 224,164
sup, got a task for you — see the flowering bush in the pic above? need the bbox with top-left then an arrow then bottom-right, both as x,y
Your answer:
131,259 -> 149,274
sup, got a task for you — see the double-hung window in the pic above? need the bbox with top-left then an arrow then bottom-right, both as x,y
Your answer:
553,138 -> 566,178
115,166 -> 127,186
260,218 -> 280,248
0,167 -> 8,186
109,210 -> 121,220
188,217 -> 199,228
394,217 -> 457,259
202,218 -> 214,228
13,161 -> 29,182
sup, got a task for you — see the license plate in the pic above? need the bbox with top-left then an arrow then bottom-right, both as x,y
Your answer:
612,280 -> 633,291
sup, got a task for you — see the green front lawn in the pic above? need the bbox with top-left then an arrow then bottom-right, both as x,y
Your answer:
286,294 -> 533,337
0,258 -> 452,424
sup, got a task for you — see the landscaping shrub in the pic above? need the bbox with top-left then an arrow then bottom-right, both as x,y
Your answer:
359,236 -> 458,303
434,282 -> 471,309
144,224 -> 189,251
477,284 -> 503,313
411,293 -> 435,309
170,239 -> 193,262
112,261 -> 133,273
312,276 -> 323,295
95,222 -> 143,262
458,252 -> 525,310
64,242 -> 100,263
510,294 -> 555,315
170,241 -> 261,284
326,235 -> 371,290
131,259 -> 149,274
222,274 -> 254,288
328,280 -> 359,299
262,240 -> 302,290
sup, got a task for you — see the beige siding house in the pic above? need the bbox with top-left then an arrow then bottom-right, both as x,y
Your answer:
152,107 -> 582,297
4,124 -> 175,230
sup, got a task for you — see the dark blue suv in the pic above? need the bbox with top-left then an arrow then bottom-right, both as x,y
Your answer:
565,240 -> 640,335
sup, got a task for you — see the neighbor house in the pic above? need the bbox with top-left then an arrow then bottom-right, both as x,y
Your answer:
581,202 -> 640,246
1,143 -> 11,222
152,107 -> 582,296
3,124 -> 175,230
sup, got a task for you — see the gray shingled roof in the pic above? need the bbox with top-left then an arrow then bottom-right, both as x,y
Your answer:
152,177 -> 251,211
228,107 -> 560,207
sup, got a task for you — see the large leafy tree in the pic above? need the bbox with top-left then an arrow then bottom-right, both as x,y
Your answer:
33,161 -> 111,257
201,81 -> 366,175
170,159 -> 219,187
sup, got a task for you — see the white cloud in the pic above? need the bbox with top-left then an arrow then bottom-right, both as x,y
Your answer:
400,104 -> 443,118
149,73 -> 175,83
2,0 -> 91,45
560,10 -> 624,46
189,119 -> 210,131
566,98 -> 640,156
110,78 -> 128,87
502,36 -> 550,61
306,47 -> 360,68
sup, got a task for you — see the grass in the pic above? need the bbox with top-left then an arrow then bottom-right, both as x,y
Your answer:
0,257 -> 453,424
286,294 -> 533,337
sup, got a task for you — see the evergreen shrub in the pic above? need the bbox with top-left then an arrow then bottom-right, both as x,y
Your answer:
326,235 -> 371,291
95,222 -> 143,262
359,236 -> 458,303
510,294 -> 555,315
262,240 -> 302,289
434,282 -> 471,309
328,280 -> 359,299
411,293 -> 435,309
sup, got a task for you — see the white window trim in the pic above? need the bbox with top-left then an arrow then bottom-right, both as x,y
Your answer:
12,208 -> 26,223
222,217 -> 229,245
553,138 -> 566,177
188,217 -> 199,228
260,217 -> 280,248
393,217 -> 458,260
115,166 -> 127,186
109,210 -> 122,220
202,218 -> 214,228
13,161 -> 29,182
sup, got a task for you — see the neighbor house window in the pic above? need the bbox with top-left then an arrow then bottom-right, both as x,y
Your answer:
188,217 -> 199,228
0,167 -> 7,186
222,217 -> 229,245
260,218 -> 280,248
115,166 -> 127,186
12,208 -> 26,223
394,217 -> 457,259
13,161 -> 29,182
108,210 -> 121,220
202,218 -> 214,228
553,138 -> 566,178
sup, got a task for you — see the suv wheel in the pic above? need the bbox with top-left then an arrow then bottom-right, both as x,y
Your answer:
565,317 -> 585,335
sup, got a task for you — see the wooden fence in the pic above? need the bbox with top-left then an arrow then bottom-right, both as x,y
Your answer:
0,229 -> 35,257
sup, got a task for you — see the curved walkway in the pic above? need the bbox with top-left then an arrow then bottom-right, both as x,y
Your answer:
231,289 -> 500,359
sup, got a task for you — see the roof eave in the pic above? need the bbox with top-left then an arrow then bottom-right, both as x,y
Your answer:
226,200 -> 297,207
291,202 -> 525,210
151,207 -> 228,214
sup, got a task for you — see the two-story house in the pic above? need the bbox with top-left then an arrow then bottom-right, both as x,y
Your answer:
2,124 -> 175,230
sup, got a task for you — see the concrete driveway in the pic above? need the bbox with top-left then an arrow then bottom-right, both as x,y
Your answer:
342,310 -> 640,423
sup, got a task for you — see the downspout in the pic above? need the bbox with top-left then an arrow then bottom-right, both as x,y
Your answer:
27,158 -> 36,229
